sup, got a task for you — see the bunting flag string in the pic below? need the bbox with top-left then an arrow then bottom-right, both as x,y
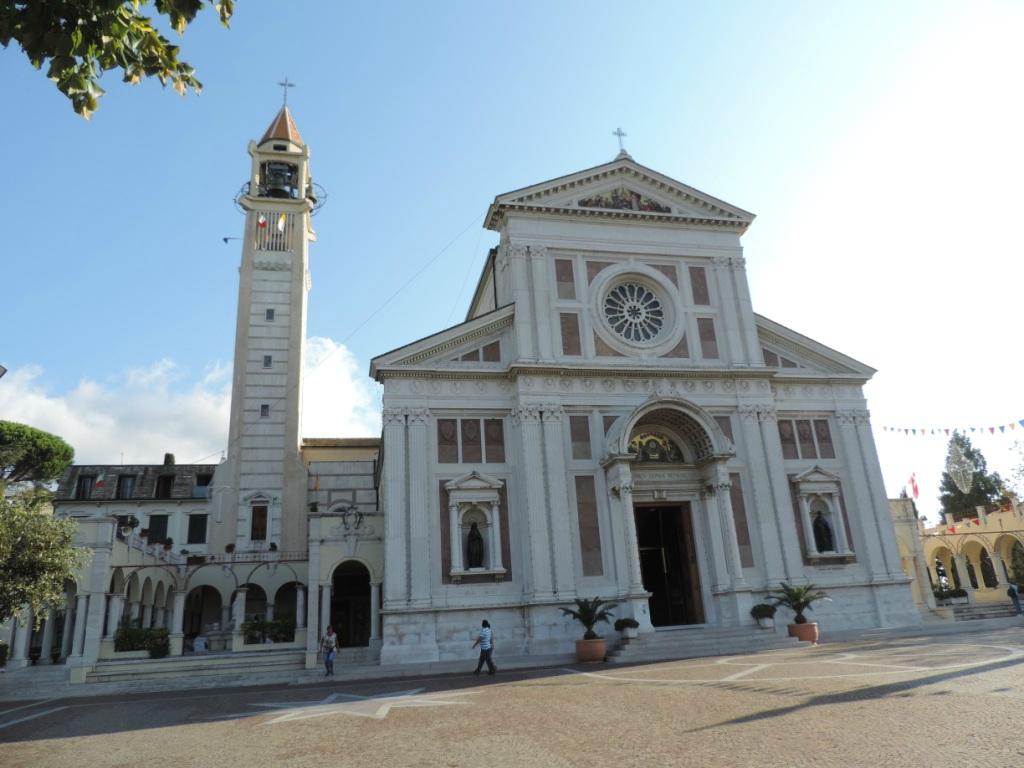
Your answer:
880,420 -> 1024,438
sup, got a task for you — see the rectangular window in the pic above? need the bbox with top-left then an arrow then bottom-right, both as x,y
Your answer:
263,355 -> 272,368
187,514 -> 208,545
147,514 -> 168,543
484,419 -> 505,463
461,419 -> 482,463
762,348 -> 779,367
574,476 -> 603,576
154,475 -> 175,499
115,475 -> 136,500
814,420 -> 835,458
714,415 -> 734,443
195,474 -> 212,487
437,419 -> 459,463
730,474 -> 755,568
795,419 -> 817,459
778,421 -> 799,460
689,266 -> 710,305
74,475 -> 95,500
570,415 -> 592,460
251,505 -> 268,541
260,404 -> 270,418
265,308 -> 275,321
697,317 -> 719,359
560,313 -> 582,356
555,259 -> 576,299
482,341 -> 501,362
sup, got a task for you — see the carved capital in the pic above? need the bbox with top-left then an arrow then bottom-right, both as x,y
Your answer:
541,403 -> 564,421
382,408 -> 406,426
712,255 -> 731,268
730,256 -> 747,271
611,481 -> 634,498
511,403 -> 542,424
507,243 -> 528,260
406,407 -> 431,425
496,245 -> 511,272
527,245 -> 548,260
837,409 -> 871,426
738,404 -> 776,423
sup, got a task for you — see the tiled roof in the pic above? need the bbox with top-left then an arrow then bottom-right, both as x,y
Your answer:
260,106 -> 304,146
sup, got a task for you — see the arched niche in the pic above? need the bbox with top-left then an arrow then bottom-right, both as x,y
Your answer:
444,471 -> 507,582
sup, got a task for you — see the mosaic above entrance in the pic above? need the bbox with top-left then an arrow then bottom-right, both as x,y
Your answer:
578,187 -> 672,213
629,432 -> 685,463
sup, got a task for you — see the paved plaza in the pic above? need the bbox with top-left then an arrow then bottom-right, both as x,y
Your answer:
3,627 -> 1024,767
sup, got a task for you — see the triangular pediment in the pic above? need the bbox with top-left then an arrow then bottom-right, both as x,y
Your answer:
755,314 -> 876,379
486,156 -> 755,231
445,471 -> 505,492
793,466 -> 842,484
370,304 -> 514,378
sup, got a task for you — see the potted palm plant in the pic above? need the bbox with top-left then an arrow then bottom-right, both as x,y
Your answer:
560,597 -> 618,662
768,582 -> 830,643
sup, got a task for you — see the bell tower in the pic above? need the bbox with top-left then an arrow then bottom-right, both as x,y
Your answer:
224,106 -> 320,552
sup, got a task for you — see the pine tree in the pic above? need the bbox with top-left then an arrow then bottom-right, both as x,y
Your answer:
938,432 -> 1008,522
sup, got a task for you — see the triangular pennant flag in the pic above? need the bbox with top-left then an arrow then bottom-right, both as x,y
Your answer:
947,526 -> 956,534
912,429 -> 917,435
1000,425 -> 1006,433
945,429 -> 950,435
1018,419 -> 1024,428
989,427 -> 996,434
973,518 -> 982,526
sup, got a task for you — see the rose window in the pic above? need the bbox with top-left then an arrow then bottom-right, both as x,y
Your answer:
603,283 -> 664,342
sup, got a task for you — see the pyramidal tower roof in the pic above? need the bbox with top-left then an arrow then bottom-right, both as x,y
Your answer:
260,106 -> 304,146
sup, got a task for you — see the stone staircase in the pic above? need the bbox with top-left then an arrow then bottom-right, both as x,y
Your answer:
84,649 -> 306,684
952,603 -> 1019,622
607,625 -> 806,664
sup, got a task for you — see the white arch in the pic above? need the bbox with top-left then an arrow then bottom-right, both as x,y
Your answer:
606,396 -> 734,462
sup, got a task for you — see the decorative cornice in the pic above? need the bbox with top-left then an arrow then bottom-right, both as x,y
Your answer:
489,203 -> 747,232
396,314 -> 514,367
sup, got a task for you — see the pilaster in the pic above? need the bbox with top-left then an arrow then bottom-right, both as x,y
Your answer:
529,246 -> 554,361
508,243 -> 537,360
514,403 -> 554,599
834,410 -> 890,582
407,408 -> 432,607
541,403 -> 576,596
382,408 -> 409,607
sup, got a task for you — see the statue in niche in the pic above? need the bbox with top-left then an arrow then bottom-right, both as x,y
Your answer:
466,522 -> 485,568
630,432 -> 684,463
812,511 -> 835,553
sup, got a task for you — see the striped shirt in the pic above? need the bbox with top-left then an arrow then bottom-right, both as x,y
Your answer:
478,627 -> 493,650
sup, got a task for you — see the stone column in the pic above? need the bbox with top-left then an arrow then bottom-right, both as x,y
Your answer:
507,243 -> 537,360
712,468 -> 747,588
106,594 -> 124,637
797,494 -> 818,554
169,590 -> 186,655
528,246 -> 554,361
60,605 -> 76,661
514,404 -> 554,599
370,583 -> 381,641
828,492 -> 851,553
142,604 -> 153,628
71,594 -> 89,658
834,411 -> 889,581
39,608 -> 57,664
382,408 -> 408,607
700,492 -> 731,593
748,405 -> 806,580
953,555 -> 976,603
541,403 -> 576,595
296,585 -> 306,629
9,609 -> 32,668
220,605 -> 231,630
306,520 -> 321,665
155,606 -> 166,629
233,588 -> 248,631
265,603 -> 275,621
449,500 -> 463,573
407,408 -> 432,606
319,584 -> 332,638
990,553 -> 1009,588
489,500 -> 504,571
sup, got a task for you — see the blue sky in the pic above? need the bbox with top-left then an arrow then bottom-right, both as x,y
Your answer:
1,1 -> 1022,519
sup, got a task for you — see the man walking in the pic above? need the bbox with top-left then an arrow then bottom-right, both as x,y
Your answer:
472,619 -> 496,675
1008,583 -> 1022,615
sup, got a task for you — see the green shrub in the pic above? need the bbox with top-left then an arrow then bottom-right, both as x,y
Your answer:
613,618 -> 640,632
114,627 -> 170,658
933,588 -> 968,600
750,603 -> 777,620
241,618 -> 296,644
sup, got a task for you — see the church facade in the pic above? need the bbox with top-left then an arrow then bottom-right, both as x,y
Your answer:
6,108 -> 917,677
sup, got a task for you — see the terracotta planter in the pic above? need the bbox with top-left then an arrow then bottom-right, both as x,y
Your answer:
575,638 -> 607,662
787,622 -> 819,643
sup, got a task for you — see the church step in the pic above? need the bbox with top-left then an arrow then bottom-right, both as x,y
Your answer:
607,627 -> 805,663
86,660 -> 306,683
952,605 -> 1017,621
85,650 -> 305,683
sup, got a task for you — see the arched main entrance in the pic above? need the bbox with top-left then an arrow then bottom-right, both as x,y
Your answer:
608,398 -> 737,628
331,561 -> 371,647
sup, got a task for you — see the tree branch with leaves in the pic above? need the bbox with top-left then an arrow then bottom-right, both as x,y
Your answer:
0,0 -> 234,118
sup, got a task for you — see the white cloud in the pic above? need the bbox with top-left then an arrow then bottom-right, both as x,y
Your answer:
0,337 -> 381,466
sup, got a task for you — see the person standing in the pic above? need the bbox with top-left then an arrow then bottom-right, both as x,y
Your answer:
321,625 -> 338,676
1008,584 -> 1022,615
472,619 -> 496,675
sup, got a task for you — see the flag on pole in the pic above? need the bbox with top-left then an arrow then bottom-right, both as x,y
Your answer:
257,213 -> 267,229
908,473 -> 919,499
277,213 -> 287,233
